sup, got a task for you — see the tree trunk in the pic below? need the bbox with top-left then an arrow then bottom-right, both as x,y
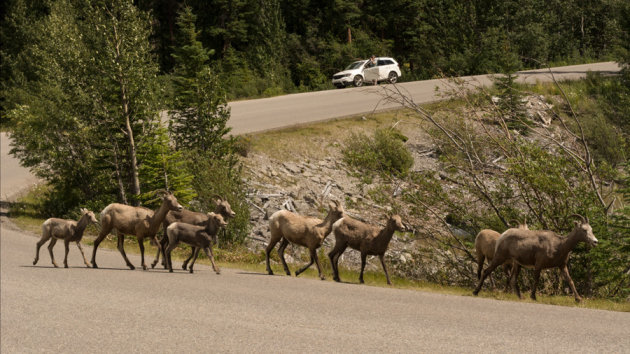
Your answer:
113,23 -> 141,205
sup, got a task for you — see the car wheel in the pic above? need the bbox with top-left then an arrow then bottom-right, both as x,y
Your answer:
353,75 -> 364,87
388,71 -> 398,84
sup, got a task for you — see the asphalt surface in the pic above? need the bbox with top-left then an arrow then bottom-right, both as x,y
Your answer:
228,62 -> 621,134
2,63 -> 629,353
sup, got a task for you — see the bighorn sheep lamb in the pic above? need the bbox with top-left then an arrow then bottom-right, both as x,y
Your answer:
164,212 -> 226,274
91,192 -> 183,270
152,196 -> 236,269
473,215 -> 598,302
474,220 -> 529,285
328,214 -> 406,285
266,200 -> 344,280
33,208 -> 98,268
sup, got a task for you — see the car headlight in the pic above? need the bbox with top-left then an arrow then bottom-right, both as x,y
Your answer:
341,73 -> 351,77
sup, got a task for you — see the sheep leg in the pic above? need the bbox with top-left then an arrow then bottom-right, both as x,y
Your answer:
33,233 -> 52,265
151,234 -> 166,268
328,243 -> 347,282
164,241 -> 178,272
277,238 -> 291,276
359,252 -> 367,284
91,224 -> 112,268
202,247 -> 220,274
473,258 -> 502,295
188,248 -> 200,274
76,241 -> 91,267
530,268 -> 541,301
116,234 -> 135,270
182,248 -> 196,270
137,237 -> 147,270
510,264 -> 522,299
561,266 -> 582,302
476,255 -> 485,280
47,237 -> 59,268
265,236 -> 282,275
63,239 -> 71,268
379,254 -> 392,285
295,250 -> 315,277
312,248 -> 325,280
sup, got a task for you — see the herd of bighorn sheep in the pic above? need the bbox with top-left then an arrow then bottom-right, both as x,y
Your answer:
33,191 -> 598,302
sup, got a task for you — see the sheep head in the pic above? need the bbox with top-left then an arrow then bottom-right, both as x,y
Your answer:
327,200 -> 344,220
214,196 -> 236,219
206,212 -> 227,244
387,214 -> 406,232
80,208 -> 98,224
570,214 -> 598,247
162,192 -> 183,212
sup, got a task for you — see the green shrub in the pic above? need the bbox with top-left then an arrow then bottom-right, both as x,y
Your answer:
342,128 -> 413,178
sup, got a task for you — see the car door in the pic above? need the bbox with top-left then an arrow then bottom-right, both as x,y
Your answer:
363,61 -> 379,83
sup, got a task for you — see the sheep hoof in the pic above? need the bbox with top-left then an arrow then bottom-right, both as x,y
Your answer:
150,263 -> 156,269
575,297 -> 582,303
85,263 -> 91,268
92,263 -> 99,269
127,264 -> 135,270
267,270 -> 274,275
472,290 -> 479,296
64,264 -> 68,268
189,269 -> 194,274
52,263 -> 59,268
142,264 -> 147,271
333,277 -> 340,282
33,260 -> 37,265
319,276 -> 326,281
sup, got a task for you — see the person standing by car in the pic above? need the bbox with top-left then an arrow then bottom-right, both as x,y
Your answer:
367,55 -> 377,85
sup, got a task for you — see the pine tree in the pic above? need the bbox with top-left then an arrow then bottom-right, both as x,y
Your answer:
169,6 -> 233,156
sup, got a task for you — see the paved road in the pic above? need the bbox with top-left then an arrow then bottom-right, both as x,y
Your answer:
228,62 -> 621,134
1,133 -> 40,200
2,62 -> 629,353
2,226 -> 629,353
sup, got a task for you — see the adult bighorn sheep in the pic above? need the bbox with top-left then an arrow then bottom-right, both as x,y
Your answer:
266,200 -> 344,280
473,215 -> 598,302
474,219 -> 529,286
164,212 -> 227,274
91,192 -> 183,270
33,208 -> 98,268
328,214 -> 406,285
152,196 -> 236,270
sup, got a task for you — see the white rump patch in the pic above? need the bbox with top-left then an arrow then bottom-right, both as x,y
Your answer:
332,218 -> 345,231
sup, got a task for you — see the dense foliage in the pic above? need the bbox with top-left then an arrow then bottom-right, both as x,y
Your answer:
5,0 -> 627,105
1,0 -> 248,236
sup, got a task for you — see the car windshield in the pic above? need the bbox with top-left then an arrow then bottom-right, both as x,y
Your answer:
345,61 -> 365,70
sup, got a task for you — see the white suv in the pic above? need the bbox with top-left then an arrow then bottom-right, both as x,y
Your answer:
332,57 -> 402,88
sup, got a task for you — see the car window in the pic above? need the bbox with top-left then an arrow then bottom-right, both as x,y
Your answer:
345,61 -> 366,70
378,59 -> 394,66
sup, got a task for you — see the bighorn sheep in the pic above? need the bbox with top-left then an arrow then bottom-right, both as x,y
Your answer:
33,208 -> 98,268
328,214 -> 405,285
474,220 -> 529,285
266,200 -> 344,280
164,212 -> 227,274
91,192 -> 183,270
473,215 -> 598,302
152,196 -> 236,269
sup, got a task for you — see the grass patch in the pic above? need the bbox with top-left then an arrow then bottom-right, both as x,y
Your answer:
246,109 -> 423,160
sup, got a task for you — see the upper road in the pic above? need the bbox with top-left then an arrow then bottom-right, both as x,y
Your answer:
2,62 -> 628,353
228,61 -> 621,134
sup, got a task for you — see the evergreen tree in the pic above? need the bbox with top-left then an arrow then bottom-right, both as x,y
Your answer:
169,6 -> 233,155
